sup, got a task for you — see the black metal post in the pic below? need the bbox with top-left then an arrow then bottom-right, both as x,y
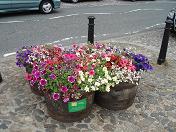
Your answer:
0,72 -> 2,83
157,19 -> 173,65
88,16 -> 95,44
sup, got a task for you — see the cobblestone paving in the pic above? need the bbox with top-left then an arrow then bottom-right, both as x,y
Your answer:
0,29 -> 176,132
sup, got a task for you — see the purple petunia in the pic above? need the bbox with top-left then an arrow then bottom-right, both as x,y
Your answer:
68,76 -> 76,83
143,63 -> 153,71
134,54 -> 148,63
49,73 -> 57,80
39,79 -> 47,86
133,54 -> 153,71
52,93 -> 60,101
16,47 -> 32,67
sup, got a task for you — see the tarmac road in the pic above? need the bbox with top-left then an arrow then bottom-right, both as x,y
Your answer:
0,0 -> 175,56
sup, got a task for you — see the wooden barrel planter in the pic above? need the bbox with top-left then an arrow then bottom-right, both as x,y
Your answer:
45,92 -> 94,123
94,82 -> 137,110
29,82 -> 44,96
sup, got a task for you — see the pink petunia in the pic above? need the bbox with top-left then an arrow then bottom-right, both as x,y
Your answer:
34,71 -> 40,79
49,66 -> 54,71
127,65 -> 136,72
68,76 -> 76,83
52,93 -> 60,101
41,70 -> 46,75
92,64 -> 96,69
33,65 -> 39,70
119,59 -> 129,68
63,97 -> 69,103
24,73 -> 32,81
101,53 -> 108,58
89,69 -> 95,76
39,78 -> 47,86
64,54 -> 78,60
61,86 -> 68,93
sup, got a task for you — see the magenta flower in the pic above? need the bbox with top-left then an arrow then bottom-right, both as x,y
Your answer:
64,54 -> 78,60
68,76 -> 76,83
61,86 -> 68,93
63,97 -> 69,103
32,69 -> 36,75
33,65 -> 39,70
57,65 -> 62,70
31,76 -> 37,82
39,78 -> 47,86
30,80 -> 35,86
34,71 -> 40,79
49,73 -> 56,80
52,93 -> 60,101
49,66 -> 54,71
41,70 -> 46,75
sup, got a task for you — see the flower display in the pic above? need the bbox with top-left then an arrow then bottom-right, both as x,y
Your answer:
73,43 -> 152,92
17,42 -> 152,102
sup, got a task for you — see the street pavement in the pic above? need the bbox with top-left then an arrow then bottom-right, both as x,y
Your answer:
0,28 -> 176,131
0,0 -> 176,56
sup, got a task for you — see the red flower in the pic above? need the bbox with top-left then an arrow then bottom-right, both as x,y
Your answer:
105,61 -> 112,69
83,65 -> 88,71
110,54 -> 118,62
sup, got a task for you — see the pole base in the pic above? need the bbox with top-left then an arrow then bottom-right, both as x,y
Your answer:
157,58 -> 165,65
0,73 -> 2,83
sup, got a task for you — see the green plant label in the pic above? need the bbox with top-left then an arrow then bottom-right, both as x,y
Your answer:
68,98 -> 87,112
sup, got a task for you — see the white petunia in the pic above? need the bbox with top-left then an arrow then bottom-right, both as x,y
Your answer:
88,78 -> 93,83
106,84 -> 111,92
112,76 -> 117,81
81,76 -> 85,82
91,86 -> 96,91
111,83 -> 115,87
84,86 -> 89,92
106,75 -> 112,80
77,79 -> 81,84
92,59 -> 96,62
101,79 -> 108,84
106,57 -> 110,61
95,82 -> 100,87
103,67 -> 108,72
79,71 -> 84,75
76,52 -> 80,56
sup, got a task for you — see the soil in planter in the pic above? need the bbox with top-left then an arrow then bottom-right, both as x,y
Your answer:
94,82 -> 137,111
45,92 -> 94,123
29,82 -> 44,96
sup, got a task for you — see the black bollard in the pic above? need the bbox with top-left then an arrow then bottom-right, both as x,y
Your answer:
157,19 -> 173,65
88,16 -> 95,44
0,72 -> 2,83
